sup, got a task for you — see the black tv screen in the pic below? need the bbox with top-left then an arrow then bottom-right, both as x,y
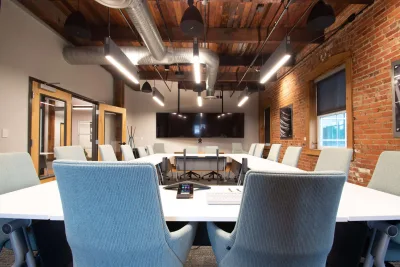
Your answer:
156,113 -> 245,138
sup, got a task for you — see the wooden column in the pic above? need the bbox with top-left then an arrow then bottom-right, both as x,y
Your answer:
113,77 -> 125,108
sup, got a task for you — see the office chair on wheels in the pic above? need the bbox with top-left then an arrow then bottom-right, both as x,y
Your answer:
179,147 -> 201,180
202,146 -> 223,182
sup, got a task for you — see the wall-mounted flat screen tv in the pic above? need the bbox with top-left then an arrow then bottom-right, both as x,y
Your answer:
156,113 -> 245,138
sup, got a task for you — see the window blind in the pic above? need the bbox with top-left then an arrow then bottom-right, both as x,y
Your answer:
316,69 -> 346,116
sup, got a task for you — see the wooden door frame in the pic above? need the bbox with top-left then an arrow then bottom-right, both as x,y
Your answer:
30,81 -> 72,175
98,103 -> 126,160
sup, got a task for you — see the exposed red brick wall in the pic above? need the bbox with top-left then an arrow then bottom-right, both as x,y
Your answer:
259,0 -> 400,186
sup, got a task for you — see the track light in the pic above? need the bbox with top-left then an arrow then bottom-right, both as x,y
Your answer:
238,88 -> 250,107
104,37 -> 139,84
197,92 -> 203,107
193,38 -> 201,84
152,87 -> 165,107
259,36 -> 291,84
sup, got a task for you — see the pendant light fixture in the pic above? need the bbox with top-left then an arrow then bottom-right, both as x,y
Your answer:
193,38 -> 201,84
141,80 -> 152,93
238,87 -> 250,107
64,1 -> 91,39
104,9 -> 139,84
180,0 -> 204,37
152,87 -> 165,107
259,36 -> 291,84
307,0 -> 336,31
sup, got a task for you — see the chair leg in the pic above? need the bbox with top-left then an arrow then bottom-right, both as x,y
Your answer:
9,228 -> 29,267
23,228 -> 36,267
363,228 -> 376,267
371,231 -> 392,267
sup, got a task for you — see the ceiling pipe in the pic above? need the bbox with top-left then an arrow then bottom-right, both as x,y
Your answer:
63,46 -> 218,94
89,0 -> 218,95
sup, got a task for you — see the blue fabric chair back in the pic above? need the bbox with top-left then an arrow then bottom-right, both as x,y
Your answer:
54,146 -> 87,161
220,171 -> 346,267
53,161 -> 183,266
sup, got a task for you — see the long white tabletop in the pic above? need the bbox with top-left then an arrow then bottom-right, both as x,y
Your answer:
1,181 -> 400,222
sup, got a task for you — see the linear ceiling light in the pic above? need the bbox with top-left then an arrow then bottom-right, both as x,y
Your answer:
197,92 -> 203,107
152,87 -> 165,106
73,105 -> 93,110
104,37 -> 139,84
193,38 -> 201,84
259,36 -> 291,84
238,88 -> 250,107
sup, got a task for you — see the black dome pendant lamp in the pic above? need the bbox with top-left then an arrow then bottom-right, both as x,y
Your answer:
307,0 -> 336,31
141,81 -> 153,93
64,1 -> 91,39
180,0 -> 204,37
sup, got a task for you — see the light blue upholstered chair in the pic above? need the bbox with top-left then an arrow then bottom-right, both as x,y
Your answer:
266,144 -> 282,162
154,143 -> 166,153
232,143 -> 245,154
314,148 -> 353,179
146,145 -> 155,155
121,145 -> 135,161
253,144 -> 265,158
99,144 -> 118,161
185,146 -> 199,154
0,152 -> 39,266
54,146 -> 87,161
137,146 -> 148,158
207,171 -> 346,267
205,146 -> 219,154
282,146 -> 303,167
53,160 -> 197,267
248,144 -> 256,155
365,151 -> 400,264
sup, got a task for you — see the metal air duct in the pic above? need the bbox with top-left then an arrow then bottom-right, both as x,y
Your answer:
86,0 -> 218,95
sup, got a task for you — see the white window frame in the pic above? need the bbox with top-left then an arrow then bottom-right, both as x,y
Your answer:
317,110 -> 347,150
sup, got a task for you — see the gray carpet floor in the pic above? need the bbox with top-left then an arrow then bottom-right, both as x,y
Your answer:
0,247 -> 217,267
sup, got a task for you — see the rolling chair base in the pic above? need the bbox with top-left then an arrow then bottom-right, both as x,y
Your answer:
202,171 -> 223,181
180,171 -> 201,180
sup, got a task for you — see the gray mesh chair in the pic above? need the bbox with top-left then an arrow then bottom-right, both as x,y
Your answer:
153,143 -> 166,153
207,171 -> 346,267
248,144 -> 256,155
99,145 -> 118,161
267,144 -> 282,162
253,144 -> 265,158
314,148 -> 353,179
121,145 -> 135,161
54,146 -> 87,161
232,143 -> 245,154
186,146 -> 199,154
137,147 -> 148,158
146,145 -> 154,155
282,146 -> 303,167
365,151 -> 400,264
53,161 -> 198,267
0,153 -> 39,266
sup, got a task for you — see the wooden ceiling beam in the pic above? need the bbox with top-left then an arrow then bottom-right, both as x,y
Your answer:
91,27 -> 324,44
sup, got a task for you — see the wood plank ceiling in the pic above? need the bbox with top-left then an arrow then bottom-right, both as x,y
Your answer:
18,0 -> 371,88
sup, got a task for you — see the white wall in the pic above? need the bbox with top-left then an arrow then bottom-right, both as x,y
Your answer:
0,1 -> 113,152
125,80 -> 259,154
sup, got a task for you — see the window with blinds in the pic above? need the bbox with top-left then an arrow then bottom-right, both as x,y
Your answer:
316,68 -> 347,149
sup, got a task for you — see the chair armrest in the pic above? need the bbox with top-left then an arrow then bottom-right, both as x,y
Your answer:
2,219 -> 31,235
206,222 -> 235,264
166,222 -> 198,263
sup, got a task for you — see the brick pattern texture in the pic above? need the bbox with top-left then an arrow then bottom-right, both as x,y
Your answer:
259,0 -> 400,186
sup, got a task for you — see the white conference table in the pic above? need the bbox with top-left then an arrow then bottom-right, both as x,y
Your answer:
2,180 -> 400,223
